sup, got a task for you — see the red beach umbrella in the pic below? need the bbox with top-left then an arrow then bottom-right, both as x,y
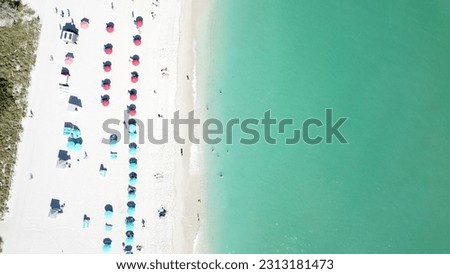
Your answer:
102,99 -> 110,106
104,65 -> 111,72
132,59 -> 140,66
131,76 -> 138,83
64,57 -> 73,65
103,83 -> 110,90
80,18 -> 89,29
104,44 -> 113,55
130,94 -> 137,101
135,16 -> 143,28
129,109 -> 136,116
106,22 -> 114,33
134,39 -> 141,46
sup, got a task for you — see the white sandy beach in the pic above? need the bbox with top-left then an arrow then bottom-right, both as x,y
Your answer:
0,0 -> 203,253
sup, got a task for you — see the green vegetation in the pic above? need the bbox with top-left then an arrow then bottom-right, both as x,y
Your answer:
0,0 -> 40,222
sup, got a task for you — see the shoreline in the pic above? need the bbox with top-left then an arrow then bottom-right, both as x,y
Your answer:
0,0 -> 203,254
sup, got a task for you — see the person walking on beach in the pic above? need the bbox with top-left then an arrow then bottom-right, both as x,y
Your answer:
29,109 -> 33,118
141,219 -> 145,227
111,2 -> 114,10
67,9 -> 70,17
180,148 -> 184,156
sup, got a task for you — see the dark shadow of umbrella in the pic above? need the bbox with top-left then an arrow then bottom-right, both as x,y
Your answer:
103,61 -> 112,67
81,17 -> 89,23
129,142 -> 137,149
61,67 -> 70,75
128,89 -> 137,95
129,172 -> 137,179
129,158 -> 137,164
104,204 -> 113,212
65,52 -> 74,59
126,230 -> 134,238
127,201 -> 136,208
106,22 -> 114,27
103,238 -> 112,245
104,43 -> 113,49
131,71 -> 139,77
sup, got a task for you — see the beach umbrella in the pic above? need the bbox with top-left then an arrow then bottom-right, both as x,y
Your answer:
102,244 -> 111,253
131,55 -> 140,66
104,204 -> 113,218
129,109 -> 136,116
127,201 -> 136,208
80,18 -> 89,29
127,207 -> 135,216
64,57 -> 73,65
106,22 -> 114,33
102,79 -> 111,90
125,237 -> 134,245
128,192 -> 136,200
133,35 -> 141,46
129,147 -> 137,155
74,143 -> 82,151
131,71 -> 139,83
101,95 -> 110,107
128,89 -> 137,101
103,238 -> 112,245
109,134 -> 118,146
105,223 -> 113,232
135,16 -> 143,27
103,61 -> 112,72
67,141 -> 75,150
104,43 -> 113,54
129,178 -> 137,186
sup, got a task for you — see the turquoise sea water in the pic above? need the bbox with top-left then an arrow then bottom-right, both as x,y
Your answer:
201,0 -> 450,253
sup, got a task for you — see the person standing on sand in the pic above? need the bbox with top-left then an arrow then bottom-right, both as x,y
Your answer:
111,2 -> 114,10
180,148 -> 184,156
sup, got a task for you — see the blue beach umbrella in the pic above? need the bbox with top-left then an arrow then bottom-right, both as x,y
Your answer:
125,237 -> 134,245
128,192 -> 136,200
104,204 -> 113,218
102,244 -> 111,253
126,222 -> 134,230
105,223 -> 113,232
127,207 -> 135,215
67,141 -> 75,150
129,177 -> 137,185
128,124 -> 137,133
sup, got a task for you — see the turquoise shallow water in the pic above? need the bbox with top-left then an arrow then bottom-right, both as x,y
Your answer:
202,0 -> 450,253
